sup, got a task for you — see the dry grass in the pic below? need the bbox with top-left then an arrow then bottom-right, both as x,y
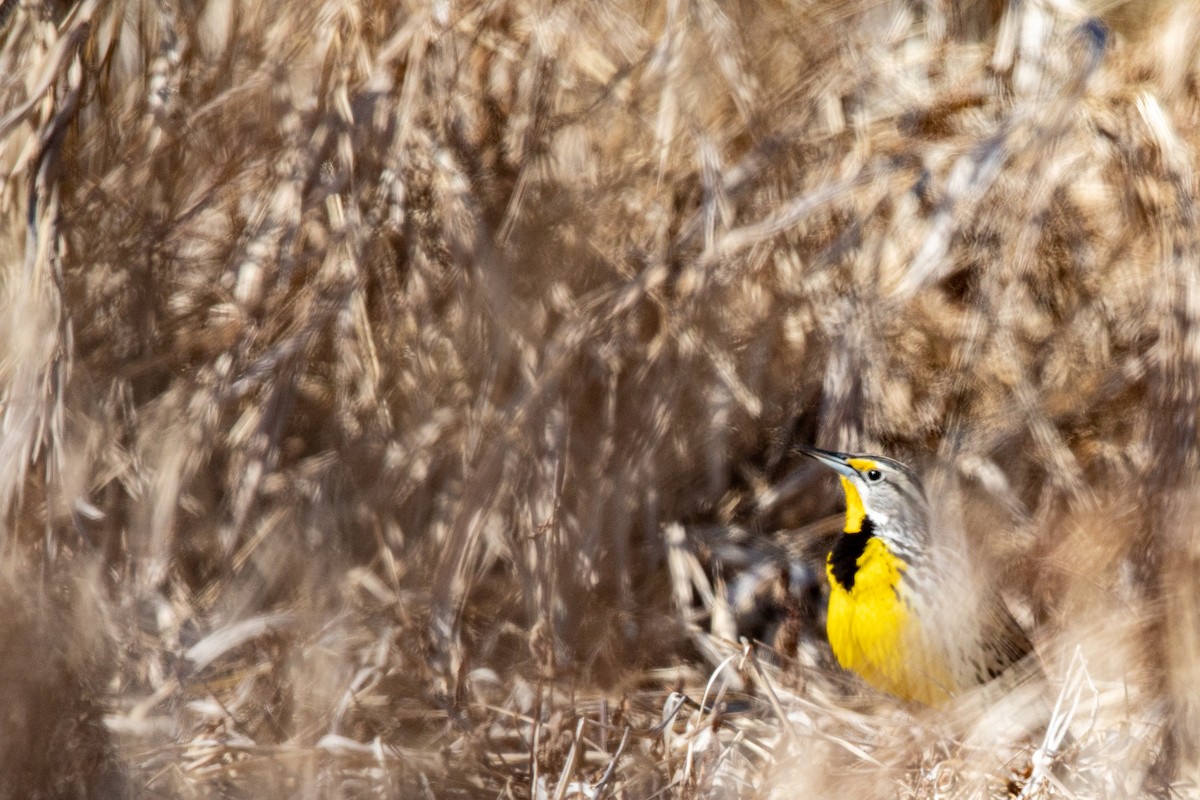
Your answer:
2,0 -> 1200,796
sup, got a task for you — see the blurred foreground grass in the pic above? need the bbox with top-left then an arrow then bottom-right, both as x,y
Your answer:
2,0 -> 1200,797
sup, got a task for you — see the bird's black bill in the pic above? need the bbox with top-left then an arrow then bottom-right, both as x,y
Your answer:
794,444 -> 858,478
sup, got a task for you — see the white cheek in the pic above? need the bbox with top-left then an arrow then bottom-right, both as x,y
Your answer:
868,506 -> 890,525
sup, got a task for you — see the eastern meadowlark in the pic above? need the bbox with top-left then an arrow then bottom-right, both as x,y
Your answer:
798,445 -> 1033,706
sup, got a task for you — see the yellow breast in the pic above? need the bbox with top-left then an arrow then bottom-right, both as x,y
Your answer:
825,536 -> 956,705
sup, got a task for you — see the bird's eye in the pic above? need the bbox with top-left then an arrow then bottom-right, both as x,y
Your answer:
866,469 -> 882,482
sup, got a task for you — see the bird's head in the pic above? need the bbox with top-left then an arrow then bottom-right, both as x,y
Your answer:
797,445 -> 930,542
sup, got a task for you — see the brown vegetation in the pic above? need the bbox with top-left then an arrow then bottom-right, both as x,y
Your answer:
2,0 -> 1200,796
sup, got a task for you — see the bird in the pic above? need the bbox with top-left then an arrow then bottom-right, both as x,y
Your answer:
796,444 -> 1033,706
